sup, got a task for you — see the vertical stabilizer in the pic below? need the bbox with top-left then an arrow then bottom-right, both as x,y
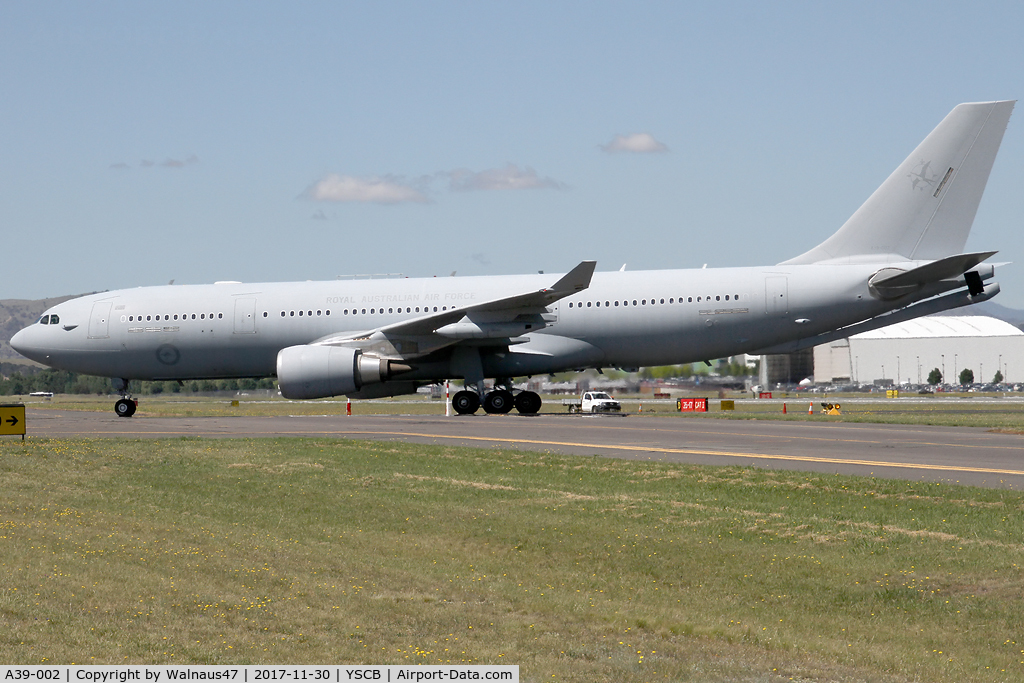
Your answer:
783,100 -> 1014,265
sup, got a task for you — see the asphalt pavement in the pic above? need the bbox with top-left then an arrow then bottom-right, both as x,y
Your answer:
18,409 -> 1024,490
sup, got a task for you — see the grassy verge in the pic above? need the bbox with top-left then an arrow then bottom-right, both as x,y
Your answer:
686,397 -> 1024,430
1,437 -> 1022,681
17,392 -> 1024,430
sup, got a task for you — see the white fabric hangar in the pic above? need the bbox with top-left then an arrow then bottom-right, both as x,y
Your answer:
813,316 -> 1024,385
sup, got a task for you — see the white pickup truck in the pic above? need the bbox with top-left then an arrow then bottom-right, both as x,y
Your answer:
563,391 -> 622,413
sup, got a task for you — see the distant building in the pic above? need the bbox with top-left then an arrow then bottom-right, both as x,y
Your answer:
760,349 -> 814,386
813,315 -> 1024,385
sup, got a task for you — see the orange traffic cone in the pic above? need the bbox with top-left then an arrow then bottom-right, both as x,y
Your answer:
783,403 -> 787,414
808,402 -> 813,415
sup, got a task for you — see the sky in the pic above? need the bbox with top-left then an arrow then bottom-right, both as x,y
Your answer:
3,2 -> 1024,306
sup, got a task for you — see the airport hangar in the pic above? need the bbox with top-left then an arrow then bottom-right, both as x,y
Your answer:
764,316 -> 1024,386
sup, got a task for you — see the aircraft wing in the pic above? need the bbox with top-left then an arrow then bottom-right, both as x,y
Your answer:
313,260 -> 596,357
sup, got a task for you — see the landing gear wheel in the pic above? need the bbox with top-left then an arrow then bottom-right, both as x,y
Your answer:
514,390 -> 542,414
114,399 -> 136,418
452,390 -> 480,415
483,389 -> 515,414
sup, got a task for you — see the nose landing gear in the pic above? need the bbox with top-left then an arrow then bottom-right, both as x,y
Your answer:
111,378 -> 137,417
114,398 -> 137,417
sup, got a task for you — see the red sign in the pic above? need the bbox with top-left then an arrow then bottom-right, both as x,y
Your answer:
677,398 -> 709,412
758,392 -> 773,399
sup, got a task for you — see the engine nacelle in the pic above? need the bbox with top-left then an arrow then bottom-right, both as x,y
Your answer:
277,345 -> 394,400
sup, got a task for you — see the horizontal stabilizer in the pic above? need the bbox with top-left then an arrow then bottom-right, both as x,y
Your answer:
869,251 -> 997,298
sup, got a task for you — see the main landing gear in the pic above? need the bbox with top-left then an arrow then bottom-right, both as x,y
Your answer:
111,378 -> 137,417
451,385 -> 542,415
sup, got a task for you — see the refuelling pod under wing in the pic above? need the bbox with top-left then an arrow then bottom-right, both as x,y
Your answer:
276,345 -> 411,400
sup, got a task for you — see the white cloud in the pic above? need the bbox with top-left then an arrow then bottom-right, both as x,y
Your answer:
305,174 -> 428,204
110,155 -> 199,170
161,155 -> 199,168
600,133 -> 668,153
447,163 -> 567,191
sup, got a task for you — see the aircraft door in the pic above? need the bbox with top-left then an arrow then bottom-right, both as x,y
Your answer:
764,277 -> 789,315
88,302 -> 112,339
233,298 -> 257,334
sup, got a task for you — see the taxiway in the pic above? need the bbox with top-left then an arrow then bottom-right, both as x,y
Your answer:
19,409 -> 1024,490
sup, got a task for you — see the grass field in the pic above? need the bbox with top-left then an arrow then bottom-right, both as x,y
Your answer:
16,391 -> 1024,431
1,436 -> 1022,681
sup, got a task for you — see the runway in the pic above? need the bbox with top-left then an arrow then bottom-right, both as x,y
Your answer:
20,409 -> 1024,490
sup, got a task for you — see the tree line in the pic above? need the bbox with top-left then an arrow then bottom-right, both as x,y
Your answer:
0,368 -> 278,396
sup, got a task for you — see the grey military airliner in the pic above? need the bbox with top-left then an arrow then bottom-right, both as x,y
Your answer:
11,101 -> 1015,417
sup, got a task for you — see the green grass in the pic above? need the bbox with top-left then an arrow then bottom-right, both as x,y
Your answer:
690,396 -> 1024,430
1,437 -> 1023,681
19,391 -> 1024,431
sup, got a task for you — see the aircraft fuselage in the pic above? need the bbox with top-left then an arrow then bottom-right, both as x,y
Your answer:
12,263 -> 906,382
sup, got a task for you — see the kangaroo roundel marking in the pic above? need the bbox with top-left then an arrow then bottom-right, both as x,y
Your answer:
907,159 -> 939,191
156,344 -> 181,365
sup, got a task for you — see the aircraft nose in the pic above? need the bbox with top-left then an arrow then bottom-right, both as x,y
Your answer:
10,327 -> 29,355
9,325 -> 46,363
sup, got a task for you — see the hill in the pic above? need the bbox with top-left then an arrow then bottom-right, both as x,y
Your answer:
0,294 -> 92,364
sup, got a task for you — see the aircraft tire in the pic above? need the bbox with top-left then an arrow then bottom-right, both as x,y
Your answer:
115,399 -> 136,418
514,391 -> 542,414
452,390 -> 480,415
483,389 -> 514,414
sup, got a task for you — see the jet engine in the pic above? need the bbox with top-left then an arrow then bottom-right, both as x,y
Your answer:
276,345 -> 411,400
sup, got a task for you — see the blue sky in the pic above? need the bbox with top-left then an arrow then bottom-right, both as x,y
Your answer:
3,2 -> 1024,305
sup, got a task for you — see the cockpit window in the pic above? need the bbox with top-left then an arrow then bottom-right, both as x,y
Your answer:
38,315 -> 49,324
50,314 -> 59,325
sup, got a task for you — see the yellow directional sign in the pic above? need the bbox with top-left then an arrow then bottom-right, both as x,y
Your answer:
0,404 -> 26,439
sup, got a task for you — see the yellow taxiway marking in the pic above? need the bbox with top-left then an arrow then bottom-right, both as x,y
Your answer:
23,424 -> 1024,478
339,429 -> 1024,478
493,419 -> 1024,452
